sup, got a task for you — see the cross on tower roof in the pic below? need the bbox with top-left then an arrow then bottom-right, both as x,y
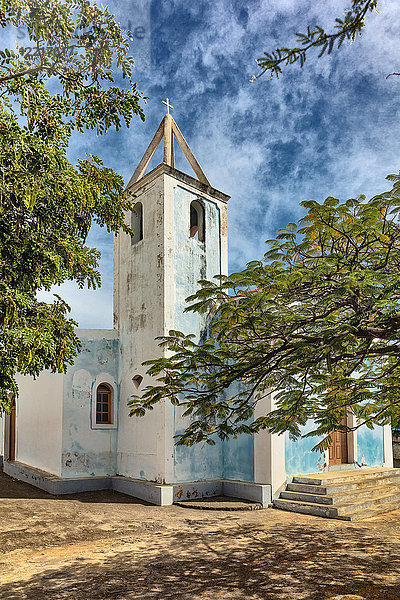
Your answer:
162,98 -> 174,114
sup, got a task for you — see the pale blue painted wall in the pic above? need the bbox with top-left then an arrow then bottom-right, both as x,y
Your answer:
357,425 -> 384,467
174,382 -> 254,482
285,421 -> 322,476
173,185 -> 221,341
173,185 -> 223,481
61,335 -> 119,478
222,381 -> 254,482
223,435 -> 254,481
285,420 -> 385,475
172,186 -> 254,483
174,434 -> 223,481
174,423 -> 254,483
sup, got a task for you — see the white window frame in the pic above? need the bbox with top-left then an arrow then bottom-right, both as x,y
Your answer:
91,372 -> 118,430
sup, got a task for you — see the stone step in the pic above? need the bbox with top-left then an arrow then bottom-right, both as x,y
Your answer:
339,499 -> 400,521
274,490 -> 400,519
291,476 -> 330,486
274,468 -> 400,521
280,487 -> 400,506
291,473 -> 400,495
325,475 -> 400,494
280,490 -> 334,505
273,498 -> 340,519
337,489 -> 400,515
332,483 -> 400,503
287,482 -> 328,494
332,484 -> 400,505
285,482 -> 400,505
293,468 -> 400,487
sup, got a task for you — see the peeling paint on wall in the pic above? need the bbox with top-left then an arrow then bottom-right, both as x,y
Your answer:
173,186 -> 224,482
61,333 -> 119,478
172,186 -> 254,483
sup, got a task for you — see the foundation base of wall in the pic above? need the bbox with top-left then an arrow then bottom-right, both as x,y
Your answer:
3,461 -> 271,507
3,461 -> 173,505
223,480 -> 271,507
173,480 -> 271,507
4,460 -> 111,495
326,463 -> 361,472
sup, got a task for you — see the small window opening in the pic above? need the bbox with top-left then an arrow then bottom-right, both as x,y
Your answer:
131,202 -> 143,244
190,200 -> 205,242
96,384 -> 112,424
132,375 -> 144,389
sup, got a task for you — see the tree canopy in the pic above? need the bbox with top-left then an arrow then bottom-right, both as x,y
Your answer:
0,0 -> 146,411
130,173 -> 400,450
254,0 -> 378,80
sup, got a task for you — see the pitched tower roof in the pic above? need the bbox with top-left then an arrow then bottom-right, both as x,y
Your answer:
126,100 -> 211,190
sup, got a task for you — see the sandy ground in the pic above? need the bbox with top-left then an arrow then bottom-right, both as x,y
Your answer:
1,469 -> 400,600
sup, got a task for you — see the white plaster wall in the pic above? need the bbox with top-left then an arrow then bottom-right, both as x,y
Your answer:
115,165 -> 230,483
15,371 -> 63,476
115,169 -> 172,482
383,423 -> 393,468
254,392 -> 286,496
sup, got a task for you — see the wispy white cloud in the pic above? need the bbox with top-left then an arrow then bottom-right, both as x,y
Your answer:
32,0 -> 400,326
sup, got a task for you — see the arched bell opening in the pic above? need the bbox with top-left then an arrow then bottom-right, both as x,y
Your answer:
190,200 -> 205,242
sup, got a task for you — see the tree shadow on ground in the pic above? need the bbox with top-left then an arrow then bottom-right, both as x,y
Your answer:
2,520 -> 400,600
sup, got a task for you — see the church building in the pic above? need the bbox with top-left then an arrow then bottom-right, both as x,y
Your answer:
0,106 -> 395,512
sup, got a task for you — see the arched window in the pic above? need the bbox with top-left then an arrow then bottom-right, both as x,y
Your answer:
131,202 -> 143,244
96,384 -> 112,424
190,200 -> 205,242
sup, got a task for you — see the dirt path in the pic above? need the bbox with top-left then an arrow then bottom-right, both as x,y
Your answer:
1,469 -> 400,599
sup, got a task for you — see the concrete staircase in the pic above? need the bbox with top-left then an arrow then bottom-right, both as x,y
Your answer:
273,467 -> 400,521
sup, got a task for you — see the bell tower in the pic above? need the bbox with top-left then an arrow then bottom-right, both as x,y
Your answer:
114,103 -> 230,485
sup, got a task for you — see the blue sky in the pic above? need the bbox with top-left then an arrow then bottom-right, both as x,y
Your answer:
34,0 -> 400,327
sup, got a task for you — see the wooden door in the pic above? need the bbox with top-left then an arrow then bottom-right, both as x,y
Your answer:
9,399 -> 16,461
328,417 -> 348,465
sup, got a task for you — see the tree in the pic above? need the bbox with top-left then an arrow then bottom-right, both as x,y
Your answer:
253,0 -> 379,80
130,173 -> 400,450
0,0 -> 146,411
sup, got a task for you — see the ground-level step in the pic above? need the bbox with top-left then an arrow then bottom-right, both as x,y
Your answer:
174,496 -> 263,511
282,483 -> 400,506
273,498 -> 340,519
289,473 -> 400,494
292,467 -> 400,486
273,467 -> 400,521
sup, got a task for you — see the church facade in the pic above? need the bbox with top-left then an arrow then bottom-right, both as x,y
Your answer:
0,112 -> 394,506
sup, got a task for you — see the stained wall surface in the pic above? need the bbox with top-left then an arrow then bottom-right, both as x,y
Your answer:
115,170 -> 174,483
61,330 -> 119,478
171,183 -> 254,483
285,420 -> 387,475
172,184 -> 223,480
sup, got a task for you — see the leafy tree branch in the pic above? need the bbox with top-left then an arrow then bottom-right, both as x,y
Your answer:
253,0 -> 378,80
0,0 -> 146,411
130,174 -> 400,450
